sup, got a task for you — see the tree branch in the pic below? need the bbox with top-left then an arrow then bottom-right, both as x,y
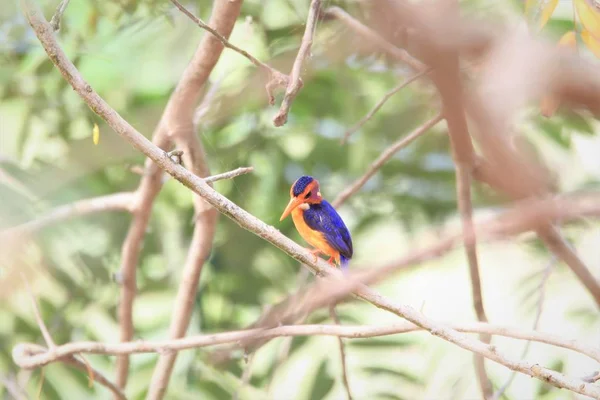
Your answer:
22,274 -> 126,399
272,0 -> 321,126
13,321 -> 600,367
329,306 -> 353,400
146,1 -> 244,398
332,114 -> 443,208
20,3 -> 600,397
49,0 -> 70,31
341,68 -> 431,144
1,192 -> 133,238
323,6 -> 425,72
457,162 -> 492,399
491,258 -> 555,400
169,0 -> 289,105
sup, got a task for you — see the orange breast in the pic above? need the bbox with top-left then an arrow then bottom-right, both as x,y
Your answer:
291,207 -> 339,260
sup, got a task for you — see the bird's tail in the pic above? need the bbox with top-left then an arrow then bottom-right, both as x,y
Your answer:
340,255 -> 350,273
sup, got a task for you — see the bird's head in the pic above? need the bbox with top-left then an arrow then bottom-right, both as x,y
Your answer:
279,175 -> 322,221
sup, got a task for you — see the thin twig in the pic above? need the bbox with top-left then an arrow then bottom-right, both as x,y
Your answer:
323,6 -> 426,71
341,69 -> 432,144
329,306 -> 353,400
233,353 -> 256,400
0,375 -> 27,400
21,273 -> 127,399
13,321 -> 600,367
266,269 -> 311,395
49,0 -> 70,31
491,258 -> 555,400
20,4 -> 600,397
332,114 -> 443,208
456,163 -> 492,399
0,168 -> 251,240
205,167 -> 254,184
169,0 -> 289,105
1,192 -> 134,238
272,0 -> 321,126
21,273 -> 56,348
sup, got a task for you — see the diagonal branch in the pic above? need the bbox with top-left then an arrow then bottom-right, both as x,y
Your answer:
169,0 -> 289,105
272,0 -> 321,126
1,192 -> 133,238
332,114 -> 443,208
491,258 -> 555,400
323,6 -> 425,72
49,0 -> 70,31
22,274 -> 126,399
20,3 -> 600,397
341,68 -> 432,144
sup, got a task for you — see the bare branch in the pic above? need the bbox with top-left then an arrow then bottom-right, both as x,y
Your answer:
205,167 -> 254,184
22,273 -> 56,348
169,0 -> 289,105
457,160 -> 492,399
329,307 -> 353,400
332,114 -> 443,208
0,167 -> 250,241
1,192 -> 134,238
13,321 -> 600,367
272,0 -> 321,126
20,3 -> 600,397
323,6 -> 425,71
492,258 -> 555,400
147,0 -> 244,398
233,352 -> 256,400
341,69 -> 431,144
49,0 -> 70,31
21,274 -> 127,399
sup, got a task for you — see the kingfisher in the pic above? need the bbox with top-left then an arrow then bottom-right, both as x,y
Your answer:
280,176 -> 353,270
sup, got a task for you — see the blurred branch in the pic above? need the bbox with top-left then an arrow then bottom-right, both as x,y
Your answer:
22,274 -> 127,399
0,375 -> 27,400
341,69 -> 431,144
233,353 -> 255,400
332,114 -> 443,208
424,3 -> 492,392
147,1 -> 244,398
491,258 -> 555,400
20,2 -> 600,397
169,0 -> 289,105
323,6 -> 425,71
13,321 -> 600,366
374,0 -> 600,309
0,167 -> 252,241
457,161 -> 493,399
1,192 -> 134,237
49,0 -> 70,31
272,0 -> 321,126
329,306 -> 353,400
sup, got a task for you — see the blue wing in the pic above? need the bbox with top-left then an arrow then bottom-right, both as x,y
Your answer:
303,200 -> 353,259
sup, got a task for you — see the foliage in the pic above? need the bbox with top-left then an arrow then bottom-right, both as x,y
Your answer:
1,0 -> 600,399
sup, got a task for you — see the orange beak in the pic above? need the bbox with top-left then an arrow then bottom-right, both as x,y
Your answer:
280,197 -> 301,221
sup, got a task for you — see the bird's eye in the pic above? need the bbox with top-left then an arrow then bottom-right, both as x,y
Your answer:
304,191 -> 312,199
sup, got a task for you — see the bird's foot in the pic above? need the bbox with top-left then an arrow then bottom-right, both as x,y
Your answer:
309,248 -> 322,263
326,256 -> 335,266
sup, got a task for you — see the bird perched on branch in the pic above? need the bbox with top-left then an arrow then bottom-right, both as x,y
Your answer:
280,176 -> 353,270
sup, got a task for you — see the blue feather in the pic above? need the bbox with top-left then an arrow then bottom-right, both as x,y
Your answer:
302,200 -> 353,260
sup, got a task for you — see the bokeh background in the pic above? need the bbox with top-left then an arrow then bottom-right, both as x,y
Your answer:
1,0 -> 599,399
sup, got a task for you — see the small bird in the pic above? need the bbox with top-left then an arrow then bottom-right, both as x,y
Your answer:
280,176 -> 353,270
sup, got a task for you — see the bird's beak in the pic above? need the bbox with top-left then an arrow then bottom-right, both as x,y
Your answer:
280,197 -> 300,221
